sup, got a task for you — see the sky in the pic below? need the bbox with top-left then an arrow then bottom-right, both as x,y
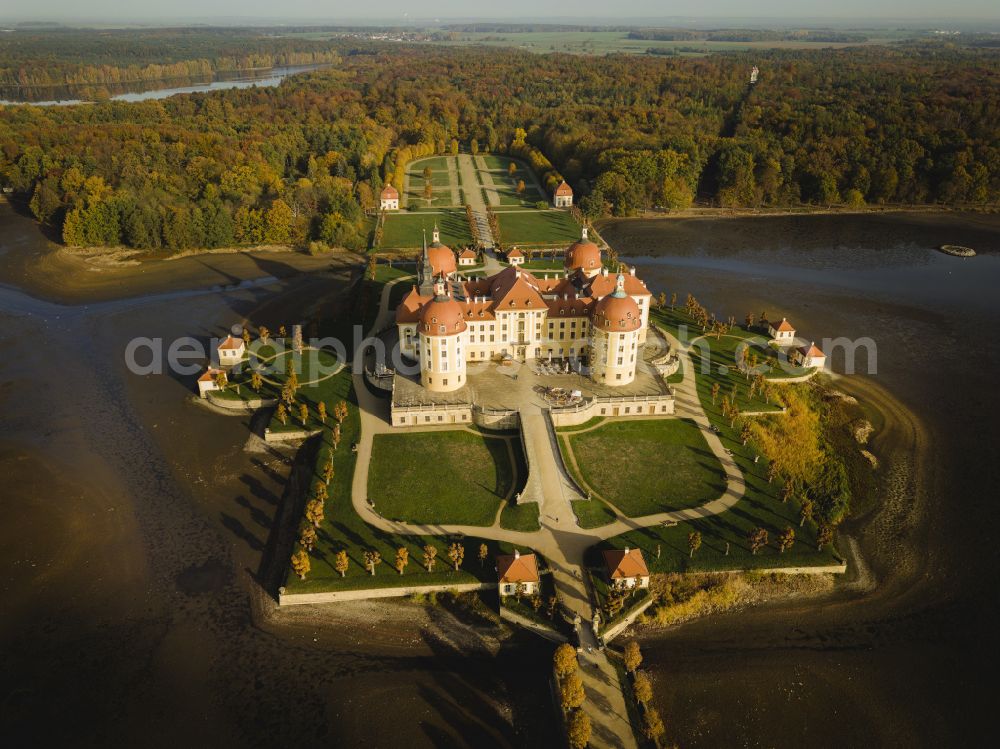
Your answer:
1,1 -> 997,23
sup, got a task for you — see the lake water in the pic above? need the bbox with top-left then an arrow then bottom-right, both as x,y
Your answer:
0,64 -> 329,106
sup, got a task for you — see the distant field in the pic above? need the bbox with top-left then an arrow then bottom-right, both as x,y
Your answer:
495,210 -> 581,247
381,208 -> 473,249
426,31 -> 892,56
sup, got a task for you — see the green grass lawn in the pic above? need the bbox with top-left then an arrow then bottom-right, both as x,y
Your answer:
368,430 -> 516,526
283,371 -> 530,594
381,209 -> 473,249
496,209 -> 581,246
563,419 -> 727,516
519,258 -> 566,271
651,307 -> 786,415
500,502 -> 541,532
408,156 -> 449,172
593,307 -> 842,573
571,498 -> 618,529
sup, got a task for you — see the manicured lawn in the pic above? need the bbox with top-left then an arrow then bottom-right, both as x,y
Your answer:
571,498 -> 618,529
368,430 -> 516,526
496,209 -> 581,246
519,258 -> 565,271
500,502 -> 541,532
408,156 -> 449,172
563,419 -> 727,516
283,371 -> 528,594
594,306 -> 842,573
381,209 -> 473,249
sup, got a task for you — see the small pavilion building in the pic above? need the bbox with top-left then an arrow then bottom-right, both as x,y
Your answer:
496,550 -> 540,596
767,317 -> 796,343
553,180 -> 573,208
379,184 -> 400,211
458,248 -> 477,266
198,368 -> 225,398
506,247 -> 525,266
217,335 -> 246,367
795,341 -> 827,369
602,547 -> 650,590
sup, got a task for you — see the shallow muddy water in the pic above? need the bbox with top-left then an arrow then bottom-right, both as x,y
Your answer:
603,212 -> 1000,747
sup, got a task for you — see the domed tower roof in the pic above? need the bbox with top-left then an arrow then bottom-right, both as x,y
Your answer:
592,274 -> 642,333
419,279 -> 467,337
565,227 -> 602,274
427,224 -> 457,277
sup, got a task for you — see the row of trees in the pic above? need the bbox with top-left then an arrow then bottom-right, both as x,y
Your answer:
552,643 -> 592,749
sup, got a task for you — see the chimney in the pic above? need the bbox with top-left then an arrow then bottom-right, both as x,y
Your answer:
630,266 -> 636,276
602,267 -> 609,278
624,546 -> 630,555
513,549 -> 520,559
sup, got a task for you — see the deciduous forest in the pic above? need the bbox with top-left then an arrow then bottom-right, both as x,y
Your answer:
0,35 -> 997,252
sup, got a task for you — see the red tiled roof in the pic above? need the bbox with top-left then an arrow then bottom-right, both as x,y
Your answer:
554,180 -> 573,196
507,248 -> 523,258
395,287 -> 430,324
586,272 -> 651,298
497,553 -> 539,584
459,248 -> 477,259
198,368 -> 224,382
799,342 -> 825,358
603,548 -> 649,579
490,266 -> 547,311
462,299 -> 497,321
380,185 -> 399,199
218,335 -> 244,351
772,318 -> 795,332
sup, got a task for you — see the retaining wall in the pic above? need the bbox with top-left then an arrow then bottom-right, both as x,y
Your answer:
550,394 -> 675,427
206,392 -> 276,411
278,581 -> 494,605
499,607 -> 568,643
264,427 -> 323,443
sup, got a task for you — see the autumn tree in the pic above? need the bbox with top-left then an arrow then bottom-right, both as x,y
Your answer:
632,671 -> 653,704
423,544 -> 437,572
816,522 -> 835,550
250,371 -> 262,392
276,403 -> 288,425
305,499 -> 324,528
394,546 -> 409,575
478,543 -> 489,567
642,708 -> 666,743
447,542 -> 465,571
299,524 -> 317,551
334,550 -> 349,578
553,643 -> 578,679
318,401 -> 327,424
567,711 -> 591,749
688,531 -> 702,558
777,526 -> 796,553
623,640 -> 642,673
748,527 -> 769,555
560,672 -> 585,711
298,403 -> 309,425
290,548 -> 310,580
363,549 -> 382,576
799,498 -> 815,527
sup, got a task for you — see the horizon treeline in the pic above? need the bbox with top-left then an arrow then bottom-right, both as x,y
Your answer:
0,40 -> 997,253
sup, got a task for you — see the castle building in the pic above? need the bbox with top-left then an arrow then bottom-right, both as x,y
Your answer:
395,227 -> 652,392
379,184 -> 399,211
553,180 -> 573,208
